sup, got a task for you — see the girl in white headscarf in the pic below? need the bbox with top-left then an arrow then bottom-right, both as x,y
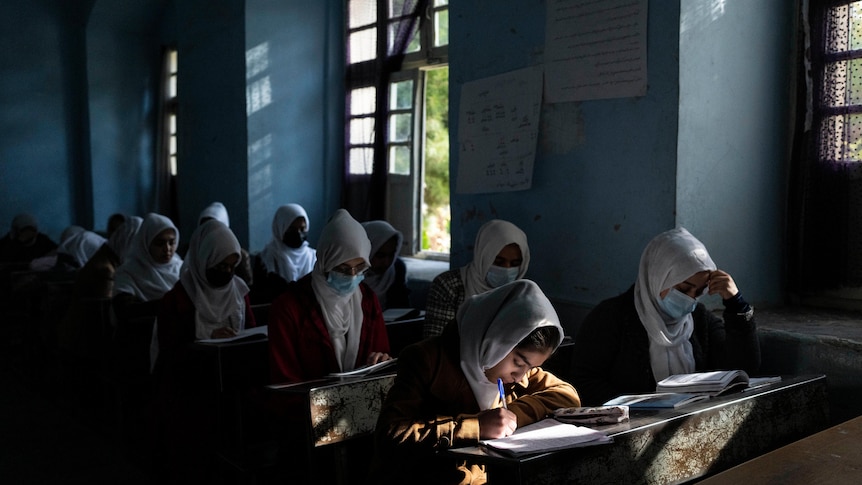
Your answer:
268,209 -> 391,383
371,279 -> 579,485
258,203 -> 316,282
56,229 -> 107,269
107,216 -> 143,264
157,219 -> 255,346
361,220 -> 410,309
113,213 -> 182,308
196,201 -> 253,286
570,227 -> 761,406
424,219 -> 530,338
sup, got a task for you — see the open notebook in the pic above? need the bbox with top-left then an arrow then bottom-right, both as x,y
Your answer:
479,418 -> 612,457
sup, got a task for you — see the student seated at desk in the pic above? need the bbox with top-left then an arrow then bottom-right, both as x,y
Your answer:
371,279 -> 580,485
194,201 -> 253,286
570,227 -> 760,406
424,219 -> 530,338
362,220 -> 411,310
157,219 -> 256,353
153,219 -> 257,484
112,213 -> 182,320
57,216 -> 142,358
268,208 -> 391,384
0,212 -> 57,265
251,203 -> 317,304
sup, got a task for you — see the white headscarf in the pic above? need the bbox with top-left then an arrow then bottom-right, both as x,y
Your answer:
57,230 -> 106,267
634,227 -> 717,382
458,279 -> 564,410
113,213 -> 183,301
361,220 -> 403,303
310,209 -> 372,372
461,220 -> 531,298
260,203 -> 317,282
107,216 -> 143,263
179,220 -> 250,340
198,202 -> 230,226
9,213 -> 39,240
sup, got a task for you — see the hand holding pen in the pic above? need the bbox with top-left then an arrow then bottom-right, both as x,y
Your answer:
477,378 -> 518,439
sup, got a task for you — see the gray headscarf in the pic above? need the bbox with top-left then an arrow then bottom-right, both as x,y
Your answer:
458,279 -> 563,410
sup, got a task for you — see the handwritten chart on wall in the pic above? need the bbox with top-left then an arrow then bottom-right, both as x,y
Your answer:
545,0 -> 648,103
456,66 -> 543,194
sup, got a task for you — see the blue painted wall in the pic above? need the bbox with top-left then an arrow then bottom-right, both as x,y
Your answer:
678,0 -> 796,307
0,0 -> 795,315
245,0 -> 344,252
1,0 -> 84,241
449,1 -> 683,309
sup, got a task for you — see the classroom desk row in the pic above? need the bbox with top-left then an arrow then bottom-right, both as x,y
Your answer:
449,374 -> 829,485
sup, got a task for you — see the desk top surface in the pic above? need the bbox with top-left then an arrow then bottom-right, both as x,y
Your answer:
450,374 -> 827,464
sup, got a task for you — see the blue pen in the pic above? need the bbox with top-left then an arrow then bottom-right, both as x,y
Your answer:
497,378 -> 508,409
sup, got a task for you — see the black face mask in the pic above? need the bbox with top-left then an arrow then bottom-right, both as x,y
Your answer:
283,228 -> 307,249
205,268 -> 234,288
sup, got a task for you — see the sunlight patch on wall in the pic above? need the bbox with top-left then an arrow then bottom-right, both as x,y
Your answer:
246,42 -> 273,114
680,0 -> 726,35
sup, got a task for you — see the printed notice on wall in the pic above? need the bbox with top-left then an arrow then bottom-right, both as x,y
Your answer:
456,66 -> 542,194
545,0 -> 648,103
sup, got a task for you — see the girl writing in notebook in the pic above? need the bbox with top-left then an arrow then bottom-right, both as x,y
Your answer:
370,279 -> 579,484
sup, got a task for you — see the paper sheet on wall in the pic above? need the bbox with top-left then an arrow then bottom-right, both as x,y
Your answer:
456,66 -> 542,194
545,0 -> 648,103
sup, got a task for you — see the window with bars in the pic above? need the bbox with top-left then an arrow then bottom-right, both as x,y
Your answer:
345,0 -> 450,255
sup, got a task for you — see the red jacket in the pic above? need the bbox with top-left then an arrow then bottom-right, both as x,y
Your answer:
268,273 -> 390,384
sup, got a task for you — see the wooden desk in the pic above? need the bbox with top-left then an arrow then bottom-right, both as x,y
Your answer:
697,414 -> 862,484
270,372 -> 397,447
450,375 -> 829,485
268,372 -> 397,484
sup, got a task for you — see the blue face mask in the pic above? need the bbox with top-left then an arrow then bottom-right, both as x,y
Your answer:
658,288 -> 698,319
326,271 -> 364,296
485,265 -> 519,288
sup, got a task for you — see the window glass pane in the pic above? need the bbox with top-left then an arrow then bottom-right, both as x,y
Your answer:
349,28 -> 377,64
169,135 -> 177,155
169,114 -> 176,135
349,147 -> 375,174
434,0 -> 448,6
390,80 -> 414,109
389,145 -> 410,175
349,0 -> 377,28
169,75 -> 177,99
422,67 -> 450,253
389,20 -> 420,54
389,0 -> 409,17
169,50 -> 178,73
823,59 -> 862,107
170,155 -> 178,176
389,113 -> 412,142
350,87 -> 377,115
350,117 -> 376,145
434,9 -> 449,47
819,114 -> 862,162
826,3 -> 862,53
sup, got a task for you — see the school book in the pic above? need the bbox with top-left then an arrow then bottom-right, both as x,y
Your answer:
195,325 -> 268,343
479,418 -> 612,457
382,308 -> 422,322
603,392 -> 710,409
551,405 -> 630,425
327,358 -> 398,378
655,370 -> 750,397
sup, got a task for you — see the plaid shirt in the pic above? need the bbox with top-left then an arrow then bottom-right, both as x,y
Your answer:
423,269 -> 464,338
